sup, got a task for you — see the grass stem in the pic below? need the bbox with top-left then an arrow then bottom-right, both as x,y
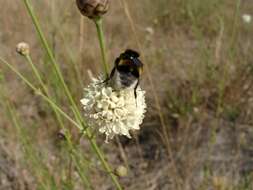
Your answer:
1,56 -> 122,189
21,1 -> 122,188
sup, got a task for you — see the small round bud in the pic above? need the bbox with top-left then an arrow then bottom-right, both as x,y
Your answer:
57,129 -> 67,141
76,0 -> 109,19
16,42 -> 30,56
115,165 -> 128,177
242,14 -> 252,24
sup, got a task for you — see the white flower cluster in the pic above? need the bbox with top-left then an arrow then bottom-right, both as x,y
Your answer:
80,77 -> 146,142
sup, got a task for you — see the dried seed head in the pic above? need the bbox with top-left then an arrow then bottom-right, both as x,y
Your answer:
76,0 -> 109,19
16,42 -> 30,56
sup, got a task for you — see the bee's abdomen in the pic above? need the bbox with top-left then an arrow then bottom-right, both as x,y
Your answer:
110,70 -> 138,90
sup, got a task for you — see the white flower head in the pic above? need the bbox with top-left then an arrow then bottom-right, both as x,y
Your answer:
242,14 -> 251,23
80,76 -> 146,142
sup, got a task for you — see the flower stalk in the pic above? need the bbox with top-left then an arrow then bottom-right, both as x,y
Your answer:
23,0 -> 83,124
21,53 -> 93,189
94,17 -> 109,77
0,57 -> 122,190
21,0 -> 123,189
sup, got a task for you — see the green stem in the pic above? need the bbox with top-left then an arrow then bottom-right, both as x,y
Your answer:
1,57 -> 122,190
23,0 -> 81,122
93,18 -> 122,189
0,57 -> 82,130
94,18 -> 109,77
25,55 -> 66,130
25,55 -> 47,93
21,1 -> 122,189
25,54 -> 64,128
230,0 -> 241,48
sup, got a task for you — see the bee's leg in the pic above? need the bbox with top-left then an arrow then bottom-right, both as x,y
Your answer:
134,79 -> 139,99
97,67 -> 116,85
134,79 -> 139,106
109,67 -> 116,79
100,77 -> 110,84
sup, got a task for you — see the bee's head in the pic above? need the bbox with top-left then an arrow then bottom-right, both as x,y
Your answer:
115,49 -> 143,78
120,49 -> 140,59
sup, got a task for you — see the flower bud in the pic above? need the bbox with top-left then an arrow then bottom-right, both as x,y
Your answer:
57,129 -> 67,141
16,42 -> 30,56
76,0 -> 109,19
242,14 -> 252,24
115,165 -> 128,177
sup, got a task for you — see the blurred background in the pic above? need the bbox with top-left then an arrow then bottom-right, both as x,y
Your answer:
1,0 -> 253,189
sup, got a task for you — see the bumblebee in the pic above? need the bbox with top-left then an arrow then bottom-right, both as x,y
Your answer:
105,49 -> 143,98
